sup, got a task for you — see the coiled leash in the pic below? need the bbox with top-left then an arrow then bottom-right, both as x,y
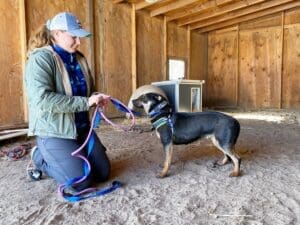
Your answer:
58,97 -> 135,202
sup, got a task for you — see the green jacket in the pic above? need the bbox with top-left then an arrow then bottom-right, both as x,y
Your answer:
24,46 -> 94,139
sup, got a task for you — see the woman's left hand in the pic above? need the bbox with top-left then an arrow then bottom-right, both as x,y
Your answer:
89,93 -> 111,107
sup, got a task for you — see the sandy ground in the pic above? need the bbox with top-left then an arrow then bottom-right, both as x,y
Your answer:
0,110 -> 299,225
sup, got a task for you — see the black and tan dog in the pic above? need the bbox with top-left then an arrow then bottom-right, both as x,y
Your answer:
132,93 -> 241,178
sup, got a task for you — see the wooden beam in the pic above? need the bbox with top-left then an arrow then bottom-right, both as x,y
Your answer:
167,0 -> 235,22
279,11 -> 284,109
236,25 -> 240,107
113,0 -> 125,3
135,0 -> 164,10
131,4 -> 137,91
150,0 -> 200,17
178,0 -> 265,26
19,0 -> 27,123
191,0 -> 297,31
163,16 -> 168,80
186,26 -> 191,79
196,1 -> 300,33
87,0 -> 95,79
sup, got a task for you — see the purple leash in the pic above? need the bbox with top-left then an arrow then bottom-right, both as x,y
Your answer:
58,97 -> 135,202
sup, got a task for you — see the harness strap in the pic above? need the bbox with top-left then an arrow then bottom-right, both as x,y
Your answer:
152,116 -> 174,134
148,101 -> 169,118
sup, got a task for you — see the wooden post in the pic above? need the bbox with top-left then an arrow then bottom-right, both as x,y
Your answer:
280,11 -> 285,109
236,24 -> 240,108
163,16 -> 168,80
186,25 -> 191,79
19,0 -> 28,123
131,4 -> 137,91
87,0 -> 95,79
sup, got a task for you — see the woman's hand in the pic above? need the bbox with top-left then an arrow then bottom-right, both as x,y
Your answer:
88,93 -> 111,107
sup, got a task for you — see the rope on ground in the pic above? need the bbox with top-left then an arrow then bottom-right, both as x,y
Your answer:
0,143 -> 32,160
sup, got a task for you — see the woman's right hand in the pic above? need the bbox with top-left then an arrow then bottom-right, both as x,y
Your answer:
88,93 -> 111,107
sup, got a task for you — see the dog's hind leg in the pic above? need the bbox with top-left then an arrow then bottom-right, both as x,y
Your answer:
157,143 -> 173,178
224,148 -> 241,177
211,136 -> 241,177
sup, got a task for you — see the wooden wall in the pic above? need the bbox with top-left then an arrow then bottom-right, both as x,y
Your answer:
136,10 -> 164,86
0,1 -> 299,128
205,7 -> 300,109
0,1 -> 26,129
0,0 -> 191,128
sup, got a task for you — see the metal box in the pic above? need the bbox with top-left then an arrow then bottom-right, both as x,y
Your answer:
152,79 -> 205,113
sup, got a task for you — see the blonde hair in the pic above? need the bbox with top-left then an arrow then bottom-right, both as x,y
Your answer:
26,24 -> 54,58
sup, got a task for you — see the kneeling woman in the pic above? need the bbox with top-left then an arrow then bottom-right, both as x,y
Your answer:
25,12 -> 111,191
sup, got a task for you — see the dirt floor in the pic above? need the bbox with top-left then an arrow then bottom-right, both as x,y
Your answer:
0,109 -> 299,225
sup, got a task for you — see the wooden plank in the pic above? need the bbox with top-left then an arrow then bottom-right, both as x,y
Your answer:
189,32 -> 207,81
206,31 -> 238,107
236,25 -> 240,107
87,0 -> 95,79
282,24 -> 300,108
136,11 -> 164,86
19,0 -> 28,123
0,130 -> 28,141
238,27 -> 282,108
135,0 -> 164,10
196,1 -> 300,33
284,6 -> 300,25
113,0 -> 125,3
239,13 -> 282,30
166,0 -> 235,22
100,1 -> 132,115
167,22 -> 188,59
280,11 -> 285,109
191,0 -> 294,30
131,4 -> 137,91
163,16 -> 168,80
150,0 -> 200,17
0,0 -> 25,127
186,27 -> 191,78
178,0 -> 265,26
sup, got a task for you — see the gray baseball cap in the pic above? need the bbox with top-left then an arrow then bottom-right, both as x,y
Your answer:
46,12 -> 91,37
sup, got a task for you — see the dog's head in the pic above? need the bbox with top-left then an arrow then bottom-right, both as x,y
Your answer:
127,85 -> 168,118
132,93 -> 170,117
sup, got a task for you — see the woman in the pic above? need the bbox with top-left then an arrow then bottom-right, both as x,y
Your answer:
25,12 -> 111,191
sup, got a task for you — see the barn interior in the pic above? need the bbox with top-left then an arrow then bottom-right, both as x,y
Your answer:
0,1 -> 299,224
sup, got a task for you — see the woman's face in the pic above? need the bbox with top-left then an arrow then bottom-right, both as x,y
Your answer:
52,30 -> 80,53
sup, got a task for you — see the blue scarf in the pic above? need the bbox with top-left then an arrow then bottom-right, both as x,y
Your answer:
52,44 -> 89,129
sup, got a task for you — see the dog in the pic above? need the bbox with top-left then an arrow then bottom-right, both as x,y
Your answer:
132,92 -> 241,178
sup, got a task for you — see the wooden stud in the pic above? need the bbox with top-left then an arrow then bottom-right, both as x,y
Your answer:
150,0 -> 200,17
178,0 -> 264,26
19,0 -> 27,123
163,16 -> 168,80
131,4 -> 137,91
236,24 -> 240,107
191,0 -> 294,30
280,11 -> 285,109
186,26 -> 191,79
196,1 -> 300,33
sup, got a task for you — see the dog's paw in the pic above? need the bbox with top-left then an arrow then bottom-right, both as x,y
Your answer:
229,171 -> 240,177
156,172 -> 168,178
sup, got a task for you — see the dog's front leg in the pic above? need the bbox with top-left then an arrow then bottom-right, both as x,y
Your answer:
157,143 -> 173,178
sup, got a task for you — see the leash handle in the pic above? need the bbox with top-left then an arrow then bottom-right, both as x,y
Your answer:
99,97 -> 135,131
